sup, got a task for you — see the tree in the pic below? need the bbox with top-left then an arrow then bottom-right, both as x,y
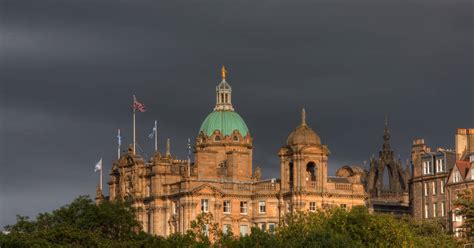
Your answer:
455,189 -> 474,241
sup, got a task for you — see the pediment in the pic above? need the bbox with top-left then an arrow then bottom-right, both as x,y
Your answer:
190,183 -> 224,196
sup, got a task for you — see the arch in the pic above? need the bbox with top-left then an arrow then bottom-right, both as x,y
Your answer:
214,135 -> 221,142
306,162 -> 317,181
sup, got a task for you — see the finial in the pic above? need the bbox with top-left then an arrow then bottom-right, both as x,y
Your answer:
301,108 -> 306,126
166,138 -> 171,157
221,65 -> 227,80
384,114 -> 388,127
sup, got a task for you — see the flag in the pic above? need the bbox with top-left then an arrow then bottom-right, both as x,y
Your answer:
95,158 -> 102,172
117,129 -> 122,147
133,95 -> 146,112
148,120 -> 157,139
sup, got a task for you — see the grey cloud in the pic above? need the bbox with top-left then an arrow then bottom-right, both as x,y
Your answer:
1,0 -> 473,228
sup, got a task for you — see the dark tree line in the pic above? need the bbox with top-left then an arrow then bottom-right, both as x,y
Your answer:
0,195 -> 466,247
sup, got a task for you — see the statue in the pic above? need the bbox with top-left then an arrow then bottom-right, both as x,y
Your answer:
221,65 -> 227,80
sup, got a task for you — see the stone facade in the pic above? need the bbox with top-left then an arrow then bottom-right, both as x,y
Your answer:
410,128 -> 474,239
446,158 -> 474,238
102,69 -> 366,237
366,119 -> 410,216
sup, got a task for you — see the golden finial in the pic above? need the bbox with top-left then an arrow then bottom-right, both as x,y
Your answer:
221,65 -> 227,80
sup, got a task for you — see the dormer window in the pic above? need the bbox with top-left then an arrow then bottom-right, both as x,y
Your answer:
453,171 -> 461,183
214,136 -> 221,142
423,160 -> 433,175
233,136 -> 239,142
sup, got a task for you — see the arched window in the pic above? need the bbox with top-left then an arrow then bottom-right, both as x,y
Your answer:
233,136 -> 239,142
214,135 -> 221,142
306,162 -> 316,181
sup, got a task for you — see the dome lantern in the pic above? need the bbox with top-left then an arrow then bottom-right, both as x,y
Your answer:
214,66 -> 234,111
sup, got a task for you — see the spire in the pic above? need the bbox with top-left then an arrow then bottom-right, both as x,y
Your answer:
382,114 -> 393,156
301,108 -> 307,126
214,65 -> 234,111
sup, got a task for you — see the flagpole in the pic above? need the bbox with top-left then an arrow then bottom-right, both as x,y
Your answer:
100,166 -> 103,190
154,120 -> 158,152
117,129 -> 121,159
133,95 -> 136,155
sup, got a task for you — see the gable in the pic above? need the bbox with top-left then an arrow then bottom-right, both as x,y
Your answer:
190,183 -> 224,196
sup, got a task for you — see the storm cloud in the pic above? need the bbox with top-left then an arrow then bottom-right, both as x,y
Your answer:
1,0 -> 472,228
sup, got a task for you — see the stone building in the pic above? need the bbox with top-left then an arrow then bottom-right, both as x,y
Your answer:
366,119 -> 410,216
410,139 -> 455,221
445,128 -> 474,238
100,68 -> 366,237
410,128 -> 474,233
446,158 -> 474,237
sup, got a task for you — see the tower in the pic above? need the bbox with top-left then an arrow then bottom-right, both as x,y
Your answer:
195,66 -> 253,181
278,109 -> 330,211
367,117 -> 408,197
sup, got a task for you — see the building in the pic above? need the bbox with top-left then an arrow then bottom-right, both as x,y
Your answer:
410,139 -> 455,221
446,128 -> 474,238
410,128 -> 474,237
366,119 -> 411,216
99,68 -> 366,237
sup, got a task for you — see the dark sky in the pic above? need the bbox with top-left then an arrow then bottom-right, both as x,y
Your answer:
1,0 -> 473,228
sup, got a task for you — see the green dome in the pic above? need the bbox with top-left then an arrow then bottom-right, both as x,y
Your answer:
199,110 -> 249,137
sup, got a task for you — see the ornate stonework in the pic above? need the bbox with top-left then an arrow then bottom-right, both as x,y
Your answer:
366,118 -> 410,215
103,69 -> 366,237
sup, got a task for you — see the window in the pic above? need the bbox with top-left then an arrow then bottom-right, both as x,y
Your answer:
424,204 -> 429,218
454,171 -> 461,183
259,201 -> 266,214
340,204 -> 347,209
148,211 -> 153,233
453,213 -> 463,222
223,200 -> 231,213
440,180 -> 445,194
233,136 -> 239,142
441,202 -> 445,217
201,199 -> 209,213
260,223 -> 266,231
173,201 -> 179,215
223,224 -> 231,234
471,168 -> 474,180
269,223 -> 276,234
204,224 -> 209,237
240,201 -> 248,214
309,202 -> 316,212
432,181 -> 437,195
423,161 -> 433,175
424,183 -> 428,196
436,159 -> 444,173
240,225 -> 249,236
432,203 -> 437,218
286,202 -> 291,213
214,136 -> 221,142
455,228 -> 462,238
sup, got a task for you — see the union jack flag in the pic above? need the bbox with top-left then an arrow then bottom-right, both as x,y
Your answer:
133,95 -> 146,112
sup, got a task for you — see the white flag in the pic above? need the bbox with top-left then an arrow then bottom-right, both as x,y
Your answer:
95,158 -> 102,172
148,120 -> 157,139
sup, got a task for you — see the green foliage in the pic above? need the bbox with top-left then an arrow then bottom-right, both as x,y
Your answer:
454,189 -> 474,241
0,197 -> 459,247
